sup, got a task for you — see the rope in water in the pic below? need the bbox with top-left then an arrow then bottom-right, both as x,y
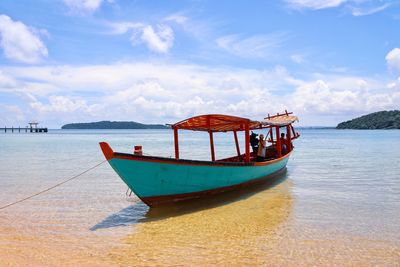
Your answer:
0,160 -> 107,210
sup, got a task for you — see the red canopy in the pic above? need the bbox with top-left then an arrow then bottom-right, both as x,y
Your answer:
171,114 -> 262,132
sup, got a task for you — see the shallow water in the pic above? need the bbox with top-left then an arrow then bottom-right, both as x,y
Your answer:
0,129 -> 399,266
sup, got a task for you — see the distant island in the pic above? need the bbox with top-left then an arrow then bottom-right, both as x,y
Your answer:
336,110 -> 400,129
61,121 -> 169,129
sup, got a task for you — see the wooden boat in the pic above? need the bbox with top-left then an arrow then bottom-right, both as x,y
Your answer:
100,111 -> 299,207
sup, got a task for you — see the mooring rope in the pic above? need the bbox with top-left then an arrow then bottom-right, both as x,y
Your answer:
0,160 -> 107,210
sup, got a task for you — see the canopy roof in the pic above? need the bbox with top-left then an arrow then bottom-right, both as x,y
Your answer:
263,115 -> 298,126
172,114 -> 262,132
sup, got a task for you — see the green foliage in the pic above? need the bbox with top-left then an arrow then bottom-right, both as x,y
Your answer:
336,110 -> 400,129
61,121 -> 168,129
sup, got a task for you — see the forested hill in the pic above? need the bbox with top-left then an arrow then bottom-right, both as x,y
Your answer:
336,110 -> 400,129
61,121 -> 168,129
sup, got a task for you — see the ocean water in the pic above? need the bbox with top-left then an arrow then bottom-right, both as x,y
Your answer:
0,129 -> 399,266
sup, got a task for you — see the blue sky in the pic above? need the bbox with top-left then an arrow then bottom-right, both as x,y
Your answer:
0,0 -> 400,127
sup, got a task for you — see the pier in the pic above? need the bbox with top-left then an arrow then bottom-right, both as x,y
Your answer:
1,122 -> 48,133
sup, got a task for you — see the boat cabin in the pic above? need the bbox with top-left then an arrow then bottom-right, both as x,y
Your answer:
170,111 -> 299,163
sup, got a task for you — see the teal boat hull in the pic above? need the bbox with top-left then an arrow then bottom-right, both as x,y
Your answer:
100,142 -> 291,206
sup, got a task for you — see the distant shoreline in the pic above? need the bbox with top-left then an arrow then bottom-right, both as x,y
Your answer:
336,110 -> 400,129
61,121 -> 169,130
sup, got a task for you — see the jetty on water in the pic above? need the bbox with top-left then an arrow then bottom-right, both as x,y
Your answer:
1,122 -> 48,133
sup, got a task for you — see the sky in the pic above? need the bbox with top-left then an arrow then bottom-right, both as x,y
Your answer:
0,0 -> 400,127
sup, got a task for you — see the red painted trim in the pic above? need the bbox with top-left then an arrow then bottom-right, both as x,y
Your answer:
99,142 -> 114,160
141,167 -> 287,207
252,151 -> 291,166
100,141 -> 291,167
113,152 -> 252,166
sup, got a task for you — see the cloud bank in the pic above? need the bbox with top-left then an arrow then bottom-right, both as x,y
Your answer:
0,15 -> 48,64
1,61 -> 398,127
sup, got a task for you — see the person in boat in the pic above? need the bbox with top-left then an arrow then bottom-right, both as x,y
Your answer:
281,133 -> 288,155
257,134 -> 267,161
250,131 -> 259,153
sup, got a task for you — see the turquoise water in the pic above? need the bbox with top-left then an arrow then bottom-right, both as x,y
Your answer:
0,129 -> 399,265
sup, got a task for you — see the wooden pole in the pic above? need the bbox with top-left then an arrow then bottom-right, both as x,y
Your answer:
174,128 -> 179,159
245,122 -> 250,162
209,131 -> 215,161
233,131 -> 240,157
275,126 -> 281,158
269,127 -> 274,143
291,124 -> 296,137
286,125 -> 292,151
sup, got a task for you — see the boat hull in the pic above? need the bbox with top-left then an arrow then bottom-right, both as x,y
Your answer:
100,142 -> 290,206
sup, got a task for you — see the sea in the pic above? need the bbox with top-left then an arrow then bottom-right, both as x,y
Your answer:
0,129 -> 399,266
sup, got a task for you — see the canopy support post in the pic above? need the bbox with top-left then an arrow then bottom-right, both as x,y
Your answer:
286,125 -> 292,152
269,127 -> 274,143
209,131 -> 215,161
174,128 -> 179,159
275,126 -> 281,158
233,130 -> 240,157
245,122 -> 250,162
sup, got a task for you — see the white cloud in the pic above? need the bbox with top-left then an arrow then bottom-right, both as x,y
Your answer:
108,22 -> 175,54
108,22 -> 144,35
0,62 -> 398,127
165,14 -> 188,25
351,3 -> 390,16
387,77 -> 400,91
0,15 -> 48,64
63,0 -> 111,14
0,71 -> 18,88
386,48 -> 400,73
290,54 -> 305,64
140,25 -> 174,54
216,33 -> 288,58
31,95 -> 88,113
285,0 -> 347,10
285,0 -> 391,16
0,104 -> 26,125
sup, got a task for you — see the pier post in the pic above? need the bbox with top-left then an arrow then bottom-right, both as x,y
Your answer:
12,126 -> 13,133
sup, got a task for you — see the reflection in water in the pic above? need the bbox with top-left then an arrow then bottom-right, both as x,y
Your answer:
110,171 -> 293,265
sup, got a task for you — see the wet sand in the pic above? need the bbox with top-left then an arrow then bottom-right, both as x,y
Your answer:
1,173 -> 399,266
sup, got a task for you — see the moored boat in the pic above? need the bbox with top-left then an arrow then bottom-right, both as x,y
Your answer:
100,112 -> 299,207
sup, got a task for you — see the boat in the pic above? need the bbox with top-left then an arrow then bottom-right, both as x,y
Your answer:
99,111 -> 299,207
